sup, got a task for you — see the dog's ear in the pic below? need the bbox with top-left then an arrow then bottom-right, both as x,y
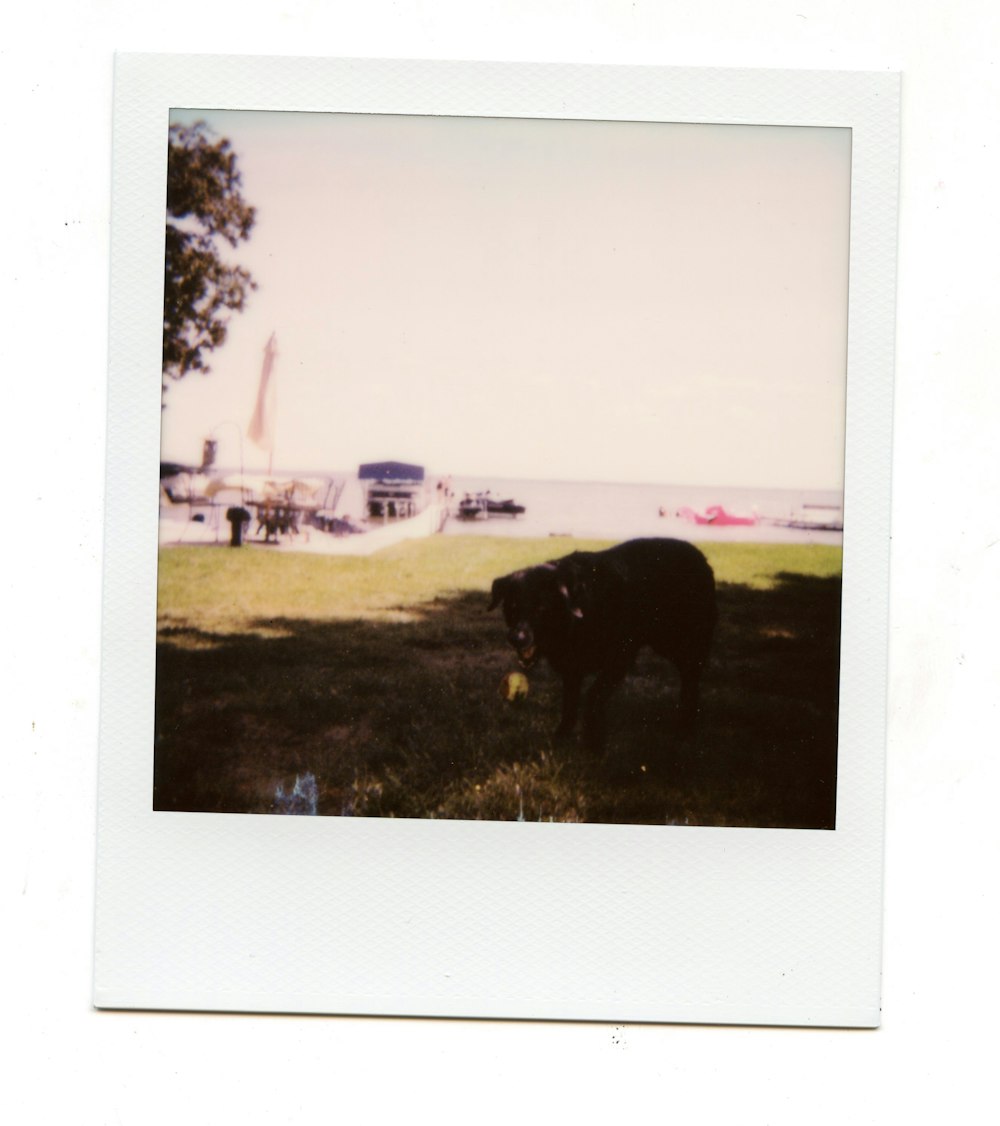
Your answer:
487,575 -> 508,611
555,559 -> 587,620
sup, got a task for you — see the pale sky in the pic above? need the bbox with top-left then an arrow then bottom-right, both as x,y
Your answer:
160,109 -> 851,489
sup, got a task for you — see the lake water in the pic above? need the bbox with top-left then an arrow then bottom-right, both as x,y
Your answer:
440,476 -> 843,546
162,467 -> 843,548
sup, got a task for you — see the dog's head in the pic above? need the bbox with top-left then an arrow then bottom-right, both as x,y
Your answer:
488,559 -> 588,667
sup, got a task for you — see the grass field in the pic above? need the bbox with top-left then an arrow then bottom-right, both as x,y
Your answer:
154,535 -> 843,827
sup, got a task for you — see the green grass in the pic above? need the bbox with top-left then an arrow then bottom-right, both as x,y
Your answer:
154,535 -> 842,827
156,536 -> 617,631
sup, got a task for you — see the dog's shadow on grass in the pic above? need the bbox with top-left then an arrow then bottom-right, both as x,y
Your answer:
154,572 -> 841,828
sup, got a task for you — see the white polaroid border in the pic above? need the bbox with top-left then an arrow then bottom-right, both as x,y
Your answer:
95,55 -> 898,1026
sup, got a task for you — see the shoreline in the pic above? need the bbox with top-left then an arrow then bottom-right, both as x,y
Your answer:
159,512 -> 842,555
159,471 -> 842,553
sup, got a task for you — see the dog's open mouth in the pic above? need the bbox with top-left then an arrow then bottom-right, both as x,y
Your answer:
516,644 -> 538,668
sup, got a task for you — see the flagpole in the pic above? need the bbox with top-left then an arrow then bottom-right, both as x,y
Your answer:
248,331 -> 278,476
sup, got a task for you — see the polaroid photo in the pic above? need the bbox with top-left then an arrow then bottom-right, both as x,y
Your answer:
95,55 -> 899,1025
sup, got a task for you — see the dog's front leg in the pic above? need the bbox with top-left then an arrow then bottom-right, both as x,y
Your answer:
582,652 -> 633,752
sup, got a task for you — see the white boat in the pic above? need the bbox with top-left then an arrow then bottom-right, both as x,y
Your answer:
760,503 -> 844,532
457,491 -> 526,520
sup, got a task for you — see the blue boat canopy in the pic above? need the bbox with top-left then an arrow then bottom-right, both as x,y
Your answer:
358,461 -> 424,482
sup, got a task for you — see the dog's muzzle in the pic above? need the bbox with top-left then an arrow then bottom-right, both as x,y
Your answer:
509,627 -> 538,668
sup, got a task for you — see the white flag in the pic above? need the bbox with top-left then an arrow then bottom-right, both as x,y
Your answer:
247,332 -> 277,453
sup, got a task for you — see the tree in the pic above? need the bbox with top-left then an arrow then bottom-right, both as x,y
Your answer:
162,121 -> 257,393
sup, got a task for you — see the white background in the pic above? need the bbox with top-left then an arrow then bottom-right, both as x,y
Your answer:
5,4 -> 996,1124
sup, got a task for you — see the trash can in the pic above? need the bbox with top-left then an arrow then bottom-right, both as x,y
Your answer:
225,506 -> 251,547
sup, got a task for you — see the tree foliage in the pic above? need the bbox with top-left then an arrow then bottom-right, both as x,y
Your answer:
163,121 -> 257,391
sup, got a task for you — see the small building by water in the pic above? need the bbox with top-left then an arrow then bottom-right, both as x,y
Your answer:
359,460 -> 427,520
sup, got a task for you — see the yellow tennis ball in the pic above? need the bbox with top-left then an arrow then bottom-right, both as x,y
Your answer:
501,671 -> 529,702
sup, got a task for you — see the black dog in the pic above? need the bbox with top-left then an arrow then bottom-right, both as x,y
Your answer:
488,538 -> 716,749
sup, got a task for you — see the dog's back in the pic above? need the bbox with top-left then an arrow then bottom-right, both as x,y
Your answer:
561,538 -> 715,663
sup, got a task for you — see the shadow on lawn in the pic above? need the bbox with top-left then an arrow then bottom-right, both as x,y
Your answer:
154,571 -> 841,829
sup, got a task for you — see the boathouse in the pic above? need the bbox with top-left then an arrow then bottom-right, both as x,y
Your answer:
359,461 -> 426,520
